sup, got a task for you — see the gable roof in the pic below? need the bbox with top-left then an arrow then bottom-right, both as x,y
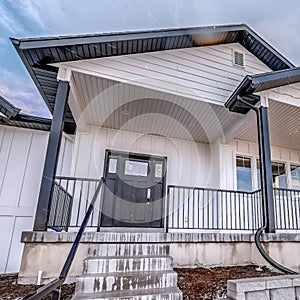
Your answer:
225,66 -> 300,114
11,24 -> 294,130
0,95 -> 21,118
0,95 -> 75,133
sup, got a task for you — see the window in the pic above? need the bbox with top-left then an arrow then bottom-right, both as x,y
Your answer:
290,164 -> 300,189
257,160 -> 287,188
272,162 -> 286,188
125,160 -> 148,176
236,156 -> 252,191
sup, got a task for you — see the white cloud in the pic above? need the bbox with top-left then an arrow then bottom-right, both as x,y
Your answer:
0,2 -> 24,34
0,69 -> 51,117
8,0 -> 46,30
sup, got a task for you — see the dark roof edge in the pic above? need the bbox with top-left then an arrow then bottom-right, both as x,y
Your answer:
11,40 -> 56,114
0,95 -> 21,118
225,76 -> 253,110
11,23 -> 247,46
10,23 -> 294,68
225,66 -> 300,112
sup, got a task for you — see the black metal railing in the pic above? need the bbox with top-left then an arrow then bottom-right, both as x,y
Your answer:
24,178 -> 104,300
166,185 -> 263,231
274,188 -> 300,230
48,178 -> 300,232
47,177 -> 103,231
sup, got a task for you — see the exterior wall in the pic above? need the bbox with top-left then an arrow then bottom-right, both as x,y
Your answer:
18,232 -> 300,284
0,125 -> 74,274
72,127 -> 214,188
61,43 -> 271,111
221,139 -> 300,191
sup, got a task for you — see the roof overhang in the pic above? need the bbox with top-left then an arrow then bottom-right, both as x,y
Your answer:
11,24 -> 295,129
0,95 -> 74,133
0,95 -> 21,118
225,67 -> 300,114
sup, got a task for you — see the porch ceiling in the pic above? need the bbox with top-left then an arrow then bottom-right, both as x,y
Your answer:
234,99 -> 300,151
70,71 -> 245,143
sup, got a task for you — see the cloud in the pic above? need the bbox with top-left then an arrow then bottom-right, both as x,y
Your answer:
0,2 -> 24,34
7,0 -> 46,30
0,69 -> 51,117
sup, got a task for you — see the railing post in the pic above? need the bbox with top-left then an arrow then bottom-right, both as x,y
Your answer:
34,81 -> 70,231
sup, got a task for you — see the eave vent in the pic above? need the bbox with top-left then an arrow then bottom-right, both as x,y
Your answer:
233,50 -> 245,68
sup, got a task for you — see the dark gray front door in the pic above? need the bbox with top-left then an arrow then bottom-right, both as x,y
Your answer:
101,150 -> 166,228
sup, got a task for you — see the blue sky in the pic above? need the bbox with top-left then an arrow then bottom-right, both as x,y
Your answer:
1,0 -> 300,118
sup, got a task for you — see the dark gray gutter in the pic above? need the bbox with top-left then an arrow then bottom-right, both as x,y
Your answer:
225,67 -> 300,114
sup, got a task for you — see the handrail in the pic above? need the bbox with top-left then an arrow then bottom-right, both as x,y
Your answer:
23,178 -> 104,300
55,176 -> 101,181
167,184 -> 261,195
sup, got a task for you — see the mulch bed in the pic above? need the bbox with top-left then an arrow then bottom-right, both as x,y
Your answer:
175,265 -> 280,299
0,274 -> 75,300
0,265 -> 280,299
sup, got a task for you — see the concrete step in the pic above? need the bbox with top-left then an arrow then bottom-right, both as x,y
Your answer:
83,255 -> 173,274
73,286 -> 183,299
75,270 -> 178,293
88,244 -> 169,257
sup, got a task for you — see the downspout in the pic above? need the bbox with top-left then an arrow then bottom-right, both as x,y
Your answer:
239,97 -> 298,275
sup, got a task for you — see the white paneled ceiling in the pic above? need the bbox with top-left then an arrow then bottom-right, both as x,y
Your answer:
235,100 -> 300,151
69,71 -> 300,149
70,71 -> 245,143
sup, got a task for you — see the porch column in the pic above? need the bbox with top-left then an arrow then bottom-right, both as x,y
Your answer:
257,106 -> 275,233
33,80 -> 70,231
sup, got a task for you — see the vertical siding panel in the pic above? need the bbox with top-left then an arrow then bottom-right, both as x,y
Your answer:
6,216 -> 33,273
0,216 -> 14,273
0,127 -> 14,199
17,132 -> 33,206
0,129 -> 32,206
19,131 -> 48,207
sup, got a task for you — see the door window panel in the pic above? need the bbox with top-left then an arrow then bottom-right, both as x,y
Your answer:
108,158 -> 117,173
155,163 -> 163,178
236,156 -> 252,191
290,164 -> 300,189
125,160 -> 148,176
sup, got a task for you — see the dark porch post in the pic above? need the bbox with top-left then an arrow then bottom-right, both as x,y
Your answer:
33,80 -> 70,231
258,106 -> 275,233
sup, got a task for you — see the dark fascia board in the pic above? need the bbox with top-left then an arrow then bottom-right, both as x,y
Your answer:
11,23 -> 294,69
251,66 -> 300,90
12,24 -> 247,49
0,113 -> 75,134
225,66 -> 300,113
0,95 -> 21,118
10,39 -> 55,114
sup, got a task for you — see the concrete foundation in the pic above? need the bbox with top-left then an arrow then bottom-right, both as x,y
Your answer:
18,232 -> 300,284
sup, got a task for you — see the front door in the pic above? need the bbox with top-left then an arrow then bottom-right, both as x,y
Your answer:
101,150 -> 166,228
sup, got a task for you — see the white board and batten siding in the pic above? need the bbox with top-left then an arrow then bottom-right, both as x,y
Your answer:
220,139 -> 300,191
58,43 -> 271,111
0,125 -> 73,274
72,127 -> 214,188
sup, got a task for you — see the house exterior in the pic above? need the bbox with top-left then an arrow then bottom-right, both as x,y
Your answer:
0,97 -> 74,274
2,24 -> 300,287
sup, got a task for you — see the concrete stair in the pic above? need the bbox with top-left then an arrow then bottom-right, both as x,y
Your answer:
73,243 -> 182,299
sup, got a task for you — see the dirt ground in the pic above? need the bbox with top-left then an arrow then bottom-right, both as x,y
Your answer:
0,265 -> 280,300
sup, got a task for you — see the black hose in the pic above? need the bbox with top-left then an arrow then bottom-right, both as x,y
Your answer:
254,226 -> 298,275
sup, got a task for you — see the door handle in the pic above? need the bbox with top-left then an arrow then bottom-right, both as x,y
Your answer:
147,188 -> 151,201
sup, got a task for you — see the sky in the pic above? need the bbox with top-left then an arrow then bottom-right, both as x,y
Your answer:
0,0 -> 300,118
